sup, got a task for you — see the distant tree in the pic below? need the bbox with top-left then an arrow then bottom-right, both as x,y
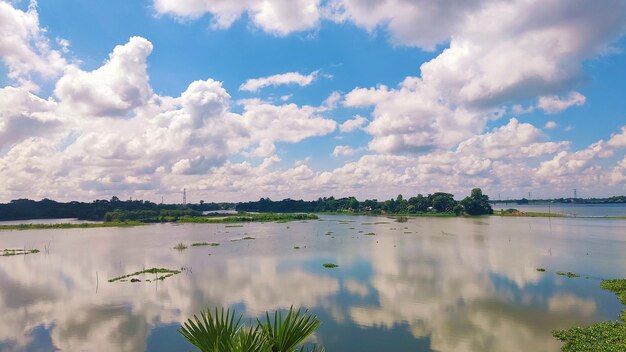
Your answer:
430,192 -> 457,212
461,188 -> 493,215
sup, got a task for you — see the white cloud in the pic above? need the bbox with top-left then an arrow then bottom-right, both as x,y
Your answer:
339,115 -> 367,133
537,91 -> 586,114
240,71 -> 319,92
153,0 -> 321,36
544,121 -> 558,129
55,36 -> 154,118
332,145 -> 357,157
608,126 -> 626,147
0,1 -> 67,89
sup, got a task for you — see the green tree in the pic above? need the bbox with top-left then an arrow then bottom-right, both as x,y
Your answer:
430,192 -> 457,212
461,188 -> 493,215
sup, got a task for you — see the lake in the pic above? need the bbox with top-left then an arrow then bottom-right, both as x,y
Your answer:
1,214 -> 625,351
493,203 -> 626,217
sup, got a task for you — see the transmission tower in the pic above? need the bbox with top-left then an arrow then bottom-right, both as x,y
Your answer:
573,189 -> 577,199
183,188 -> 187,207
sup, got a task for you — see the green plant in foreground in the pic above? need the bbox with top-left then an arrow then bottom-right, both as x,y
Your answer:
179,307 -> 324,352
553,278 -> 626,351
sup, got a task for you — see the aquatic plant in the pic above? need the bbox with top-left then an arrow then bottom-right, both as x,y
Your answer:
174,242 -> 188,250
293,246 -> 301,249
179,307 -> 324,352
1,248 -> 40,256
192,242 -> 220,247
553,278 -> 626,350
537,268 -> 546,272
364,232 -> 376,236
108,267 -> 181,283
322,263 -> 338,268
556,271 -> 579,278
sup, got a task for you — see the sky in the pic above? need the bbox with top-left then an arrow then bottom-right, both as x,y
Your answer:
0,0 -> 625,203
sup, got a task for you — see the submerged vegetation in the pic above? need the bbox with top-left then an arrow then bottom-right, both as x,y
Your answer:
192,242 -> 220,247
1,248 -> 40,256
174,242 -> 188,250
556,271 -> 580,278
553,279 -> 626,351
108,268 -> 181,283
179,306 -> 324,352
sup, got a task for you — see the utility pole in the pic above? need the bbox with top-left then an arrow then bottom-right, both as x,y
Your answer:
573,189 -> 577,199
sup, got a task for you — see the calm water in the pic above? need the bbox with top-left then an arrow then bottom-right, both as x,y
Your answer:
1,215 -> 626,351
494,203 -> 626,217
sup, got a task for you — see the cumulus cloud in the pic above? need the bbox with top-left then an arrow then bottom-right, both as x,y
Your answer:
544,121 -> 558,129
55,36 -> 154,118
537,92 -> 586,114
332,145 -> 357,157
240,71 -> 319,92
608,126 -> 626,147
153,0 -> 321,35
0,1 -> 67,89
339,115 -> 367,133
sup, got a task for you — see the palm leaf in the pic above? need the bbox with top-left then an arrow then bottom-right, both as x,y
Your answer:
258,306 -> 321,352
178,307 -> 243,352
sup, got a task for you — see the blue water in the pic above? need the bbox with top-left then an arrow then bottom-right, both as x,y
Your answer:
0,215 -> 625,351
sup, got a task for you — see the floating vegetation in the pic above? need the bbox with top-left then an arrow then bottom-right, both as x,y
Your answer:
325,231 -> 333,236
1,248 -> 40,257
225,225 -> 244,228
537,268 -> 546,272
553,278 -> 626,351
364,232 -> 376,236
396,216 -> 408,223
556,271 -> 579,278
497,209 -> 567,218
173,242 -> 188,250
178,213 -> 318,224
404,231 -> 412,234
293,246 -> 301,249
349,227 -> 355,229
322,263 -> 339,268
191,242 -> 220,247
374,222 -> 389,225
0,221 -> 143,231
231,236 -> 256,242
108,268 -> 181,283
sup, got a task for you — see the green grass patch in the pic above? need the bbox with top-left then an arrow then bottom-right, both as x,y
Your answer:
322,263 -> 338,268
191,242 -> 220,247
108,268 -> 181,283
496,209 -> 567,217
0,221 -> 143,231
178,213 -> 318,224
2,248 -> 40,256
556,271 -> 579,278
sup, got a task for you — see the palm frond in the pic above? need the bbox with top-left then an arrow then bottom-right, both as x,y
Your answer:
258,306 -> 321,352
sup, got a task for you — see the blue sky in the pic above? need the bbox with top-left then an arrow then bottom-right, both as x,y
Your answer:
0,0 -> 625,202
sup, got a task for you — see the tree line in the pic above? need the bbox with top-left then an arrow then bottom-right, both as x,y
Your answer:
0,197 -> 233,221
236,188 -> 494,216
0,189 -> 495,221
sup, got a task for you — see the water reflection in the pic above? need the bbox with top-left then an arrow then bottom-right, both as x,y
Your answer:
0,216 -> 624,351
